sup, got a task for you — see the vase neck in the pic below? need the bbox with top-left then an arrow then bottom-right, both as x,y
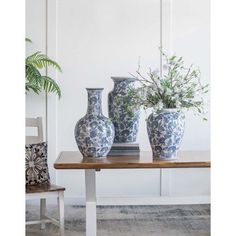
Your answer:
86,88 -> 103,115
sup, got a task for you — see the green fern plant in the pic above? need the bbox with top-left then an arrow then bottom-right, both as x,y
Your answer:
25,38 -> 62,98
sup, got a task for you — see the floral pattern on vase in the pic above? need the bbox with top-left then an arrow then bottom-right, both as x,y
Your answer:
147,109 -> 185,160
108,77 -> 140,143
75,88 -> 115,158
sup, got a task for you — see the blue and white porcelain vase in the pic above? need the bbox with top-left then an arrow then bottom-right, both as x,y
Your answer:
74,88 -> 115,158
108,77 -> 140,143
147,109 -> 185,160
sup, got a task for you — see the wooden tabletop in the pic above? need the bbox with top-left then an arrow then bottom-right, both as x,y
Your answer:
54,151 -> 210,169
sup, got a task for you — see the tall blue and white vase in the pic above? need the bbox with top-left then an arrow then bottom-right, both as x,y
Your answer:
147,109 -> 185,160
108,77 -> 140,143
74,88 -> 115,158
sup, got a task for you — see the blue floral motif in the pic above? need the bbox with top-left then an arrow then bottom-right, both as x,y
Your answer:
147,109 -> 185,160
75,88 -> 115,158
108,77 -> 140,143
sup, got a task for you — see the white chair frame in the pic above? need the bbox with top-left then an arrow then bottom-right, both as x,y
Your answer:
26,117 -> 65,236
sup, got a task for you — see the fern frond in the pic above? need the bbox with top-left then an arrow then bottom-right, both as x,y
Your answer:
25,82 -> 41,94
26,52 -> 62,72
40,76 -> 61,98
25,64 -> 42,82
25,45 -> 62,98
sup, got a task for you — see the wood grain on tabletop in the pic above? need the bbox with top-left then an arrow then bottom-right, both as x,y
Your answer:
54,151 -> 210,169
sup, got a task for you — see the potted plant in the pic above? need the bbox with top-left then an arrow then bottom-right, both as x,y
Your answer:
25,38 -> 62,97
123,51 -> 209,160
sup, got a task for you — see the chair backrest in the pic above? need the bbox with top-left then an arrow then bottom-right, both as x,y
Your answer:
25,117 -> 43,145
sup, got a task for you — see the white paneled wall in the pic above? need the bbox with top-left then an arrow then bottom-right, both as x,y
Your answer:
26,0 -> 210,204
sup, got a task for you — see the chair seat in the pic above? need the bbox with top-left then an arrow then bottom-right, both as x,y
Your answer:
26,183 -> 65,194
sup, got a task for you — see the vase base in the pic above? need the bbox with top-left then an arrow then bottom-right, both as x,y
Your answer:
80,150 -> 111,159
152,152 -> 179,160
108,143 -> 140,156
83,155 -> 107,159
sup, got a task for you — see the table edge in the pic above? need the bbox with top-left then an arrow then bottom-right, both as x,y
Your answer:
54,151 -> 210,169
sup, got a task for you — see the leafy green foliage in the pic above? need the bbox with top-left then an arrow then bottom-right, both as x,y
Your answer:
25,38 -> 62,98
123,50 -> 209,120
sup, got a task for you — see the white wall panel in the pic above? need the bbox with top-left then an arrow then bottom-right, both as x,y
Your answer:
170,168 -> 210,196
171,0 -> 210,150
56,0 -> 161,152
96,169 -> 161,196
55,0 -> 163,198
167,0 -> 210,196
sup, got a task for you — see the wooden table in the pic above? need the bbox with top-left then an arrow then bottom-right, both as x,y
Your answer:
54,151 -> 210,236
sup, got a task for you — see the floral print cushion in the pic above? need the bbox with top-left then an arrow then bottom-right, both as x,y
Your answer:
25,142 -> 50,185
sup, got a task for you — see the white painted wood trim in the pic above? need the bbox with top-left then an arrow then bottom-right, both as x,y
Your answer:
96,195 -> 210,205
46,0 -> 58,183
26,195 -> 210,206
162,0 -> 173,54
62,195 -> 210,206
160,0 -> 163,77
160,0 -> 174,69
160,169 -> 172,196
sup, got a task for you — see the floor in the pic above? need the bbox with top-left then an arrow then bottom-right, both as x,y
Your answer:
26,204 -> 210,236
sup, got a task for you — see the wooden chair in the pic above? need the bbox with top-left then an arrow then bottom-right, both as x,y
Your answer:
25,117 -> 65,236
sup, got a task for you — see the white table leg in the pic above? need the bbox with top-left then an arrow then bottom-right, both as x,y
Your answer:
40,198 -> 46,229
85,169 -> 97,236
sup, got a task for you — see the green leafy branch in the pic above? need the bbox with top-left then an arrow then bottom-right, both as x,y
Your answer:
25,38 -> 62,98
122,49 -> 209,120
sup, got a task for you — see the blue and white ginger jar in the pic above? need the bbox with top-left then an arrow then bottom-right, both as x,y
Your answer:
108,77 -> 140,143
75,88 -> 115,158
147,109 -> 185,160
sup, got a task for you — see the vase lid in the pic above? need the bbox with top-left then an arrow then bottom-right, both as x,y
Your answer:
111,76 -> 137,82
